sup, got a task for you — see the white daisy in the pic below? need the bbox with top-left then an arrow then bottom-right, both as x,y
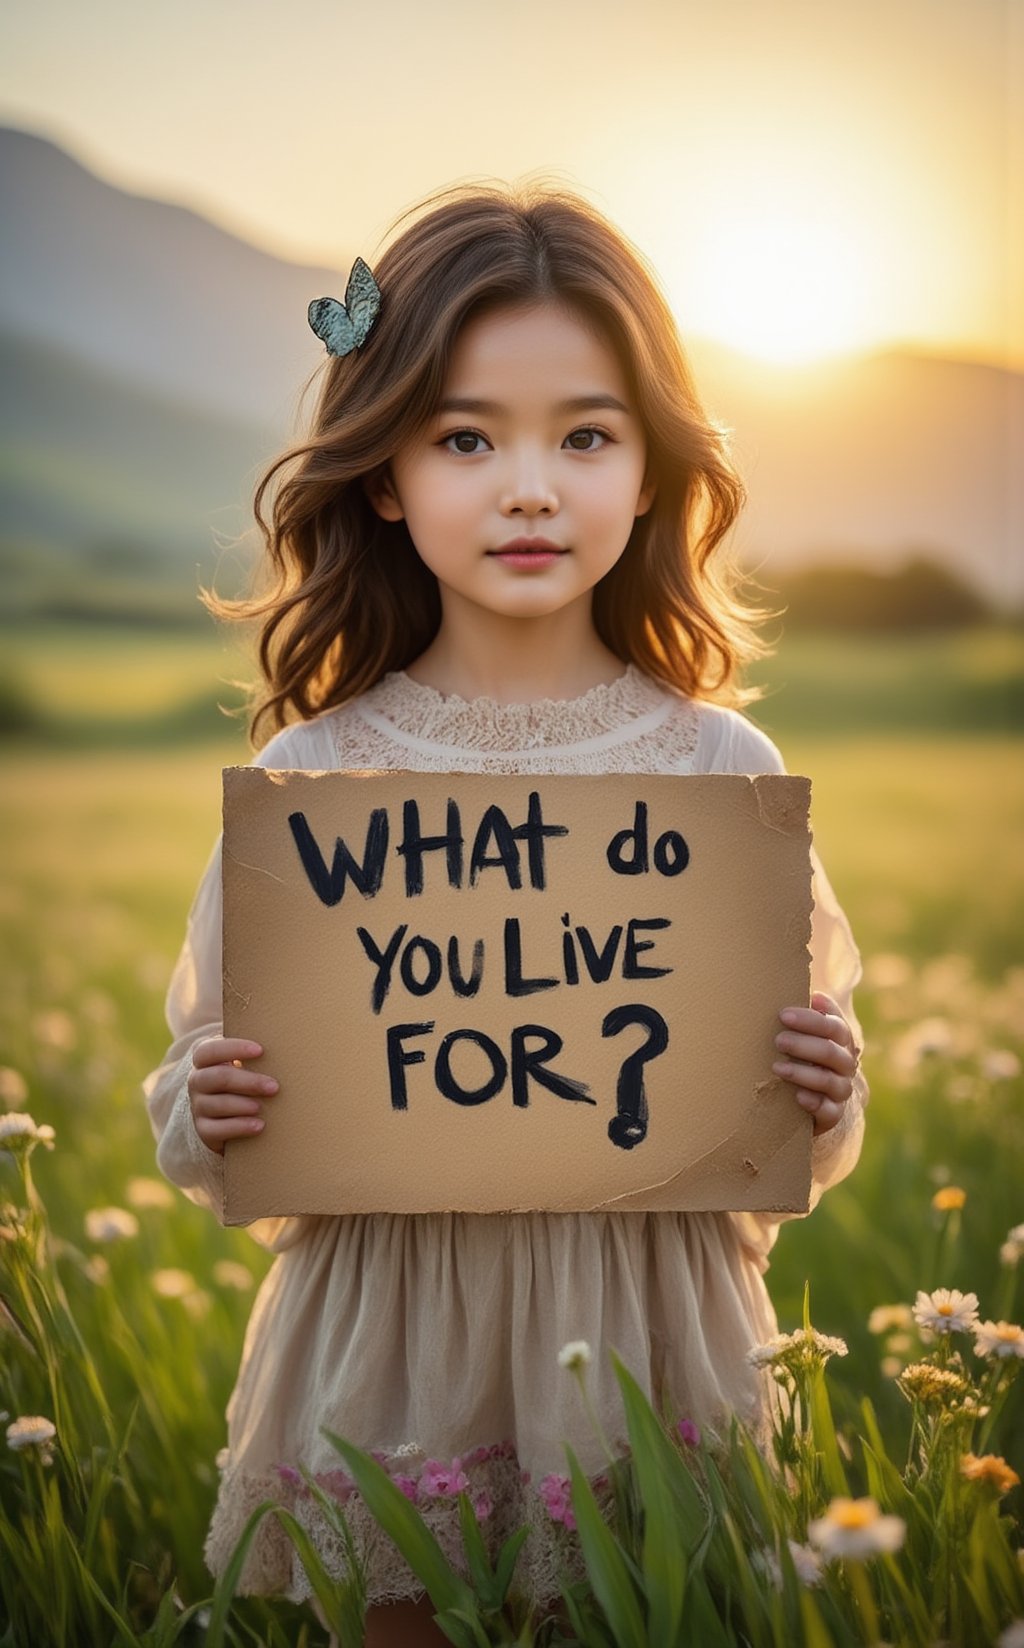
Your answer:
982,1050 -> 1021,1081
0,1112 -> 56,1153
807,1497 -> 906,1561
787,1540 -> 824,1586
911,1288 -> 979,1336
862,953 -> 912,991
125,1176 -> 175,1210
0,1068 -> 28,1105
84,1206 -> 139,1243
867,1304 -> 913,1335
747,1327 -> 848,1372
150,1268 -> 197,1299
212,1259 -> 254,1291
32,1010 -> 77,1052
1000,1224 -> 1024,1266
557,1340 -> 592,1372
6,1415 -> 57,1464
973,1320 -> 1024,1361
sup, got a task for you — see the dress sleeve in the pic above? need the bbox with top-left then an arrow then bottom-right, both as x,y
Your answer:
141,722 -> 321,1253
711,708 -> 870,1273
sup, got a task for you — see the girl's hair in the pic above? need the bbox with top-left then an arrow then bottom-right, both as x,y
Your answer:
207,179 -> 777,743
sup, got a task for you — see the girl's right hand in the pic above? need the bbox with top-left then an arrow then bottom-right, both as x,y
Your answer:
187,1037 -> 278,1156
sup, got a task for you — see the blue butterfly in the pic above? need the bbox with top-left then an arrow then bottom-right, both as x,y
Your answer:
308,257 -> 381,356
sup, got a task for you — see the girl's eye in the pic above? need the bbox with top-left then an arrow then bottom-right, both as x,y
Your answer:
564,426 -> 610,451
439,425 -> 613,455
442,429 -> 490,455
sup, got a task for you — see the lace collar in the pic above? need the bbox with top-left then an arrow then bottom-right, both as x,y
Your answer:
354,665 -> 676,758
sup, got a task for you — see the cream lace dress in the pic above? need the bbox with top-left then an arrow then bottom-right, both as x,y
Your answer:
143,665 -> 868,1608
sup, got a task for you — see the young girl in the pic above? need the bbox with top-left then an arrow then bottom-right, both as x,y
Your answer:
144,182 -> 866,1645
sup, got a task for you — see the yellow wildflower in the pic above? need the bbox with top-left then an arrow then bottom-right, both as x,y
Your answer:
960,1454 -> 1020,1494
932,1186 -> 966,1211
896,1362 -> 971,1406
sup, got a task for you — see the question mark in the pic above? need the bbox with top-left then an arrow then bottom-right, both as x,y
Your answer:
602,1004 -> 669,1150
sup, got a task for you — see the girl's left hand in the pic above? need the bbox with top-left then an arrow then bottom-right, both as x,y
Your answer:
773,991 -> 861,1137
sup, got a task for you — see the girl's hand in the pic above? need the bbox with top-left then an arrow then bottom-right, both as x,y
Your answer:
772,991 -> 860,1137
187,1037 -> 278,1156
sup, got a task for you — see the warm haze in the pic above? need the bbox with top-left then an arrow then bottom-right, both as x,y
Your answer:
2,0 -> 1021,371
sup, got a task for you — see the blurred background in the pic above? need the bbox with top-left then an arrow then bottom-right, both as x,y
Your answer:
1,0 -> 1022,750
1,1 -> 1022,1625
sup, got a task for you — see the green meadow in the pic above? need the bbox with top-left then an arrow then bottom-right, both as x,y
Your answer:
1,621 -> 1022,1644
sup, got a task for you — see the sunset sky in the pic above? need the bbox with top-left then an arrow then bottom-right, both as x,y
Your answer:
3,0 -> 1021,369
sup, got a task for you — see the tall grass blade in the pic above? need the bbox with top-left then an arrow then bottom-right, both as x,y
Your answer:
610,1350 -> 707,1640
432,1606 -> 493,1648
206,1499 -> 286,1648
565,1444 -> 646,1648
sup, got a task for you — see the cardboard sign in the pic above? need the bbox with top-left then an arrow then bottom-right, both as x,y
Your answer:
221,770 -> 813,1222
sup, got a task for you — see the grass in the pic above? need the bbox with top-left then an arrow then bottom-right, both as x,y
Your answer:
0,625 -> 1021,1642
0,620 -> 1021,740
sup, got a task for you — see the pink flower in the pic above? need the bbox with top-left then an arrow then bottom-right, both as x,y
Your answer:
473,1489 -> 494,1521
462,1444 -> 491,1468
677,1419 -> 701,1447
393,1473 -> 420,1504
419,1458 -> 471,1498
314,1469 -> 354,1503
538,1472 -> 577,1531
275,1463 -> 302,1488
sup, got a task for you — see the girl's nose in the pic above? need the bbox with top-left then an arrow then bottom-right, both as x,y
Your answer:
499,451 -> 559,516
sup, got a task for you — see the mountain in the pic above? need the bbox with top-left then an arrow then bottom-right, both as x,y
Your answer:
0,124 -> 336,428
0,326 -> 273,558
1,124 -> 1021,608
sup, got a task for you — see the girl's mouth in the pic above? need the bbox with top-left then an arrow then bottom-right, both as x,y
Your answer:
489,550 -> 566,568
488,541 -> 568,569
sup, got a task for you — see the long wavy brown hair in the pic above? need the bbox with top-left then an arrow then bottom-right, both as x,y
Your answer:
207,180 -> 778,744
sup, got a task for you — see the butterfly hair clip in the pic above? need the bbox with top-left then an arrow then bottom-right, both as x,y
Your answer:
308,256 -> 382,356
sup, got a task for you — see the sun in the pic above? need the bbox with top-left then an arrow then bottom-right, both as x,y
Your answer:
683,205 -> 879,365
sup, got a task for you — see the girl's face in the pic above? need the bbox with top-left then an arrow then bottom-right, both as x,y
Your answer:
368,301 -> 655,627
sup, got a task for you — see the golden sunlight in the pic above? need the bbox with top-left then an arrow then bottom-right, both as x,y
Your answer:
684,204 -> 881,365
